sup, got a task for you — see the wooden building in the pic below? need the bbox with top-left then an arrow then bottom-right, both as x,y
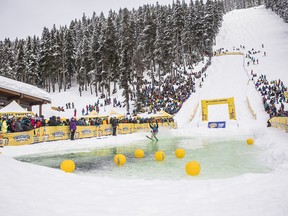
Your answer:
0,76 -> 51,115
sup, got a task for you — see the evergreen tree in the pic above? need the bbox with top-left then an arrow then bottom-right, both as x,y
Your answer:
0,39 -> 15,79
15,39 -> 26,82
172,0 -> 185,68
63,22 -> 76,90
98,10 -> 117,97
25,36 -> 39,86
194,0 -> 206,60
90,22 -> 102,96
142,5 -> 157,87
119,8 -> 133,112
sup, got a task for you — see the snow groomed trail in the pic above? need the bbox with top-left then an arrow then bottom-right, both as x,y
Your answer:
175,53 -> 263,129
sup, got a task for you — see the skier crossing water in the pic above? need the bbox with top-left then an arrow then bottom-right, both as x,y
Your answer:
146,121 -> 159,141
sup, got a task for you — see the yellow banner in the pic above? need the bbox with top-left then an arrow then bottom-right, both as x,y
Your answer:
269,117 -> 288,131
215,52 -> 244,56
97,124 -> 112,136
1,131 -> 34,146
1,122 -> 175,146
77,126 -> 98,139
201,97 -> 236,121
284,92 -> 288,99
0,112 -> 34,118
118,123 -> 134,134
133,123 -> 149,132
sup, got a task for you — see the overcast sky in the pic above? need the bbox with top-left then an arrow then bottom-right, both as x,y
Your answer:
0,0 -> 176,40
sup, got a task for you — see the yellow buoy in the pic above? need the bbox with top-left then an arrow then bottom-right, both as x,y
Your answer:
154,151 -> 166,161
185,161 -> 201,176
60,159 -> 76,173
247,138 -> 254,145
114,154 -> 126,165
134,149 -> 144,158
175,148 -> 186,158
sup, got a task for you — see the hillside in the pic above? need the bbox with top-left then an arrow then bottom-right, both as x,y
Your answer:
175,5 -> 288,128
33,6 -> 288,130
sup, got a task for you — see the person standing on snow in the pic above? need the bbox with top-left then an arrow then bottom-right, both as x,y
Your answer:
70,117 -> 77,140
110,117 -> 118,136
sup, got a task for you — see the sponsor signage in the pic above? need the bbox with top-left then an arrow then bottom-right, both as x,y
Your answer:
13,134 -> 30,142
52,131 -> 65,138
208,121 -> 226,128
81,129 -> 92,135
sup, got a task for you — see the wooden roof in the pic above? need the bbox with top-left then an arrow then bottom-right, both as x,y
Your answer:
0,86 -> 51,106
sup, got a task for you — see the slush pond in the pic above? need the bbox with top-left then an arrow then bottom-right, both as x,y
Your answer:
16,135 -> 270,180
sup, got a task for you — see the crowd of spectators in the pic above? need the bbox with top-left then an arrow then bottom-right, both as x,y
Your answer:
255,74 -> 288,117
0,113 -> 175,134
0,115 -> 45,133
141,57 -> 211,115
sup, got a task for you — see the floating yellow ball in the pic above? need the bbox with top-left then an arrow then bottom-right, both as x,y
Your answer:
175,148 -> 186,158
154,151 -> 166,161
185,161 -> 201,176
60,159 -> 76,173
114,154 -> 126,165
134,149 -> 145,158
247,138 -> 254,145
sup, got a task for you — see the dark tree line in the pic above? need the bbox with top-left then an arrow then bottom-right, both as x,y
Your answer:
0,0 -> 224,112
223,0 -> 263,11
264,0 -> 288,22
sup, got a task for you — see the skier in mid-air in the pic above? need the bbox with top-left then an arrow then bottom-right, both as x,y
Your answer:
146,121 -> 159,141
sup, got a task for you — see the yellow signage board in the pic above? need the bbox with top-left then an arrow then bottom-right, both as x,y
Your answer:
1,121 -> 175,146
201,97 -> 236,121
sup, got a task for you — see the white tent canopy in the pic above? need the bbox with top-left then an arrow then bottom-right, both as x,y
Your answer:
0,100 -> 32,116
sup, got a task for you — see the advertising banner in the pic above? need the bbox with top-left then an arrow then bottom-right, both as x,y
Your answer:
78,126 -> 98,139
208,121 -> 226,128
98,124 -> 112,136
2,130 -> 34,146
43,126 -> 70,141
269,117 -> 288,132
1,121 -> 176,146
133,123 -> 149,132
118,124 -> 134,134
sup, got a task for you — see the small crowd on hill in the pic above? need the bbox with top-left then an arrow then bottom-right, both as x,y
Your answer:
255,75 -> 288,117
142,58 -> 211,115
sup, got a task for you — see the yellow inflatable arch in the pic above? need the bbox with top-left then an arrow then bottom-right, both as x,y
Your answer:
201,97 -> 236,121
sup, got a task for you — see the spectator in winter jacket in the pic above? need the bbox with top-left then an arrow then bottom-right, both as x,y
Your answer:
56,117 -> 63,126
69,117 -> 77,140
35,118 -> 42,128
14,118 -> 23,132
110,117 -> 118,136
40,115 -> 46,126
1,116 -> 8,133
28,115 -> 35,128
48,116 -> 57,126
